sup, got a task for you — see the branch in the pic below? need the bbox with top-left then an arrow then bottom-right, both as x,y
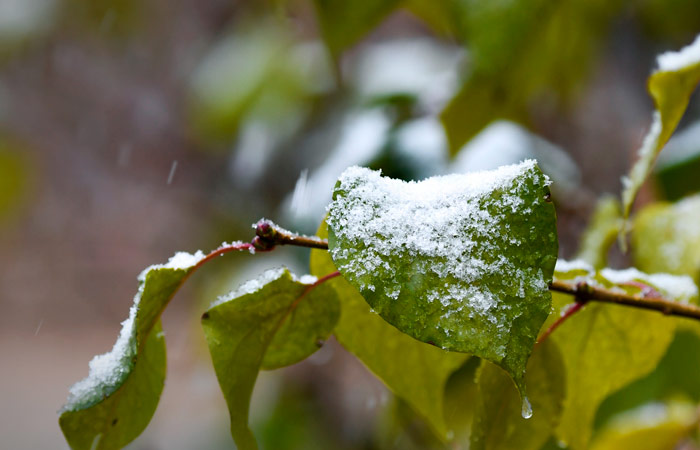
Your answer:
253,219 -> 700,324
549,279 -> 700,321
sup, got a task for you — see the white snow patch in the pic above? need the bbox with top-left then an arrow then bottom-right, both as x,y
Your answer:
210,267 -> 318,308
600,267 -> 698,303
657,34 -> 700,73
554,259 -> 595,275
298,274 -> 318,285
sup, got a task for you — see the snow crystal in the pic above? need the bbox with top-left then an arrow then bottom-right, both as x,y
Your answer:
600,267 -> 698,303
298,274 -> 318,285
327,160 -> 553,354
657,34 -> 700,73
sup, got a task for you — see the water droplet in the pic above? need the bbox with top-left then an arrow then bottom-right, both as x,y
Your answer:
521,396 -> 533,419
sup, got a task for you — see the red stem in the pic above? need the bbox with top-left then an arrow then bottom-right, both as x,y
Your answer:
536,301 -> 586,345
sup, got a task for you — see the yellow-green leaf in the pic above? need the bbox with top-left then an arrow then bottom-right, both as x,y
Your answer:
632,195 -> 700,280
621,34 -> 700,219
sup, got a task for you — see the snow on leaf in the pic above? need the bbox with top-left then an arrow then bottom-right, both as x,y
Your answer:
621,34 -> 700,220
59,250 -> 204,450
326,161 -> 557,397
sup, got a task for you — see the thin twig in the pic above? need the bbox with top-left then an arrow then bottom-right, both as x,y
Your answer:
253,219 -> 329,250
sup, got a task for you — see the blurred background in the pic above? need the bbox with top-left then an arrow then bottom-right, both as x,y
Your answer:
1,0 -> 700,448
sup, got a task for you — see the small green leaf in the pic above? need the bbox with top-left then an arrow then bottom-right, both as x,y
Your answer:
590,401 -> 697,450
310,221 -> 468,439
201,268 -> 339,450
312,0 -> 401,58
550,263 -> 697,450
575,195 -> 622,269
621,34 -> 700,219
59,251 -> 206,449
327,162 -> 557,396
632,195 -> 700,280
470,339 -> 565,450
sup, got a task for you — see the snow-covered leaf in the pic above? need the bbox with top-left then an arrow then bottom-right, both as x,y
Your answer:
621,34 -> 700,219
201,268 -> 339,450
59,251 -> 206,450
310,221 -> 468,439
327,161 -> 557,396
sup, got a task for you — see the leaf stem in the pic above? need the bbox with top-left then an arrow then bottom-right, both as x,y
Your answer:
537,301 -> 586,344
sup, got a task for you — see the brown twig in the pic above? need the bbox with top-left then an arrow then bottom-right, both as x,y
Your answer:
549,279 -> 700,321
253,219 -> 329,250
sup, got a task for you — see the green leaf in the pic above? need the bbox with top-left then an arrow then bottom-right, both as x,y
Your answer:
59,251 -> 206,449
201,268 -> 340,450
312,0 -> 401,58
550,264 -> 696,450
310,220 -> 468,439
326,162 -> 557,396
470,339 -> 566,450
575,195 -> 622,269
590,401 -> 697,450
441,0 -> 621,152
621,34 -> 700,219
632,195 -> 700,280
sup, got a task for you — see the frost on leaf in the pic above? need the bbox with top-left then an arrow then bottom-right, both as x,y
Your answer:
327,160 -> 557,394
621,33 -> 700,220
